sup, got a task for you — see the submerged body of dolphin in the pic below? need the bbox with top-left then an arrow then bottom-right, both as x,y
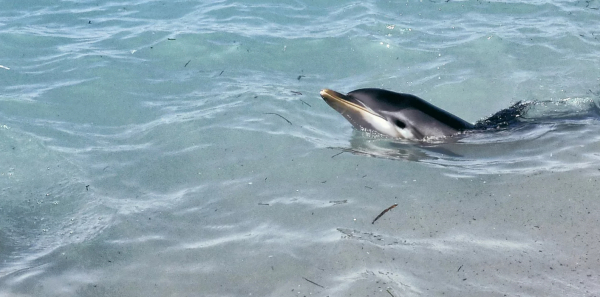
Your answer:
320,88 -> 474,140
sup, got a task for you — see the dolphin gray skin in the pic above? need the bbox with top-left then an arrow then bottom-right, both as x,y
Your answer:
320,88 -> 474,140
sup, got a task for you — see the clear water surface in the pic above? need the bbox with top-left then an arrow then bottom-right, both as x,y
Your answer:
1,0 -> 600,296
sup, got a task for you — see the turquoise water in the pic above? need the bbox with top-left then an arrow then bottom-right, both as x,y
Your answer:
2,0 -> 600,296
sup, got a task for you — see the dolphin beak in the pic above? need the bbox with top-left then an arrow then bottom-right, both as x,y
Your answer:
320,89 -> 345,101
320,89 -> 349,104
320,89 -> 382,119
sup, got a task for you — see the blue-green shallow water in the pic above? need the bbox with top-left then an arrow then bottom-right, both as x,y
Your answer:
2,0 -> 600,296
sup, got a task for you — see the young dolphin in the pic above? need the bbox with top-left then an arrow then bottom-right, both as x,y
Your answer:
320,88 -> 474,140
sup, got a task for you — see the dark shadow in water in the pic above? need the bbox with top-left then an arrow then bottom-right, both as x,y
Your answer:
331,97 -> 600,174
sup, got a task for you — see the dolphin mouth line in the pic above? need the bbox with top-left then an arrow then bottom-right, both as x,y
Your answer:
320,89 -> 384,120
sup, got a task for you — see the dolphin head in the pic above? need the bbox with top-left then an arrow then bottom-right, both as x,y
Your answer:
320,88 -> 473,140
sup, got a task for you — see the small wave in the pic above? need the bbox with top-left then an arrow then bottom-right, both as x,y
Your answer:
474,97 -> 600,130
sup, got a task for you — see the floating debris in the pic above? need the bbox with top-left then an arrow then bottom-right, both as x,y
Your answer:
331,151 -> 344,158
372,204 -> 398,224
264,113 -> 292,125
329,200 -> 347,205
300,99 -> 311,107
302,277 -> 324,288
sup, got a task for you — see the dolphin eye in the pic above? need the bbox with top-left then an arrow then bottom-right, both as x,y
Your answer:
394,119 -> 406,129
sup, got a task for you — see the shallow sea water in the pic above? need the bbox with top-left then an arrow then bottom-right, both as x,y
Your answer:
2,0 -> 600,296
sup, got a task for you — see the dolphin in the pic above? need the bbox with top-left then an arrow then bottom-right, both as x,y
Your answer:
320,88 -> 474,140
